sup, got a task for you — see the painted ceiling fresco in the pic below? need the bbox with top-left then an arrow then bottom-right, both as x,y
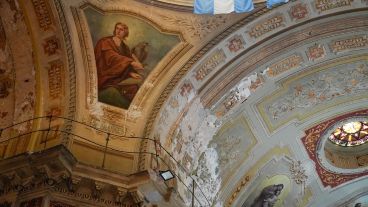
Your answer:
260,56 -> 368,131
84,6 -> 180,109
0,0 -> 368,207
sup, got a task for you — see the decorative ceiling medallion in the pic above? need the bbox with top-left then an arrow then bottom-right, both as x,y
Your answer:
329,121 -> 368,147
301,109 -> 368,188
289,3 -> 309,21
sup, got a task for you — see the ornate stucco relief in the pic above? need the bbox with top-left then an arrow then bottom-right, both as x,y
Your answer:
259,55 -> 368,131
288,159 -> 308,186
289,3 -> 310,21
48,60 -> 64,100
330,35 -> 368,53
195,49 -> 226,81
306,44 -> 326,61
314,0 -> 354,13
150,3 -> 367,205
227,34 -> 246,53
31,0 -> 54,31
43,35 -> 60,56
159,14 -> 229,41
248,14 -> 285,39
200,13 -> 368,108
267,54 -> 304,77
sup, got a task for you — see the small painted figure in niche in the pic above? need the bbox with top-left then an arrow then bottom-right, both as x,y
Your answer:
94,22 -> 146,109
251,184 -> 284,207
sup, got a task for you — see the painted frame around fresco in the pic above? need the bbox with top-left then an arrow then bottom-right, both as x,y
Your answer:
72,3 -> 189,122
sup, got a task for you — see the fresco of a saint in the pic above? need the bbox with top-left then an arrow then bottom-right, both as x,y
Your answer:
95,22 -> 145,109
85,7 -> 180,109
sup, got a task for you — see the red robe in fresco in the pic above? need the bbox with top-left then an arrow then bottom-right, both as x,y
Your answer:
94,36 -> 138,101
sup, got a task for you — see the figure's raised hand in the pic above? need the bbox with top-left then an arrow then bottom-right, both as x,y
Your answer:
131,61 -> 144,70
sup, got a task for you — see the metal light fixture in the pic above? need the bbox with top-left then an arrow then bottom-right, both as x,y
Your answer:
159,170 -> 174,181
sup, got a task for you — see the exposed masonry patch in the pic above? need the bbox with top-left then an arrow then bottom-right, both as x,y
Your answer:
158,69 -> 270,205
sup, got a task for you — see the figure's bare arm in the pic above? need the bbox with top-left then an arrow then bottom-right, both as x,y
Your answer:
131,54 -> 140,63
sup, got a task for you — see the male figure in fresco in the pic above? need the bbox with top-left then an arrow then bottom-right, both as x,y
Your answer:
94,22 -> 144,109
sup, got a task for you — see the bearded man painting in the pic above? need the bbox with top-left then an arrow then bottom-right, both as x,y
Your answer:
94,22 -> 144,109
